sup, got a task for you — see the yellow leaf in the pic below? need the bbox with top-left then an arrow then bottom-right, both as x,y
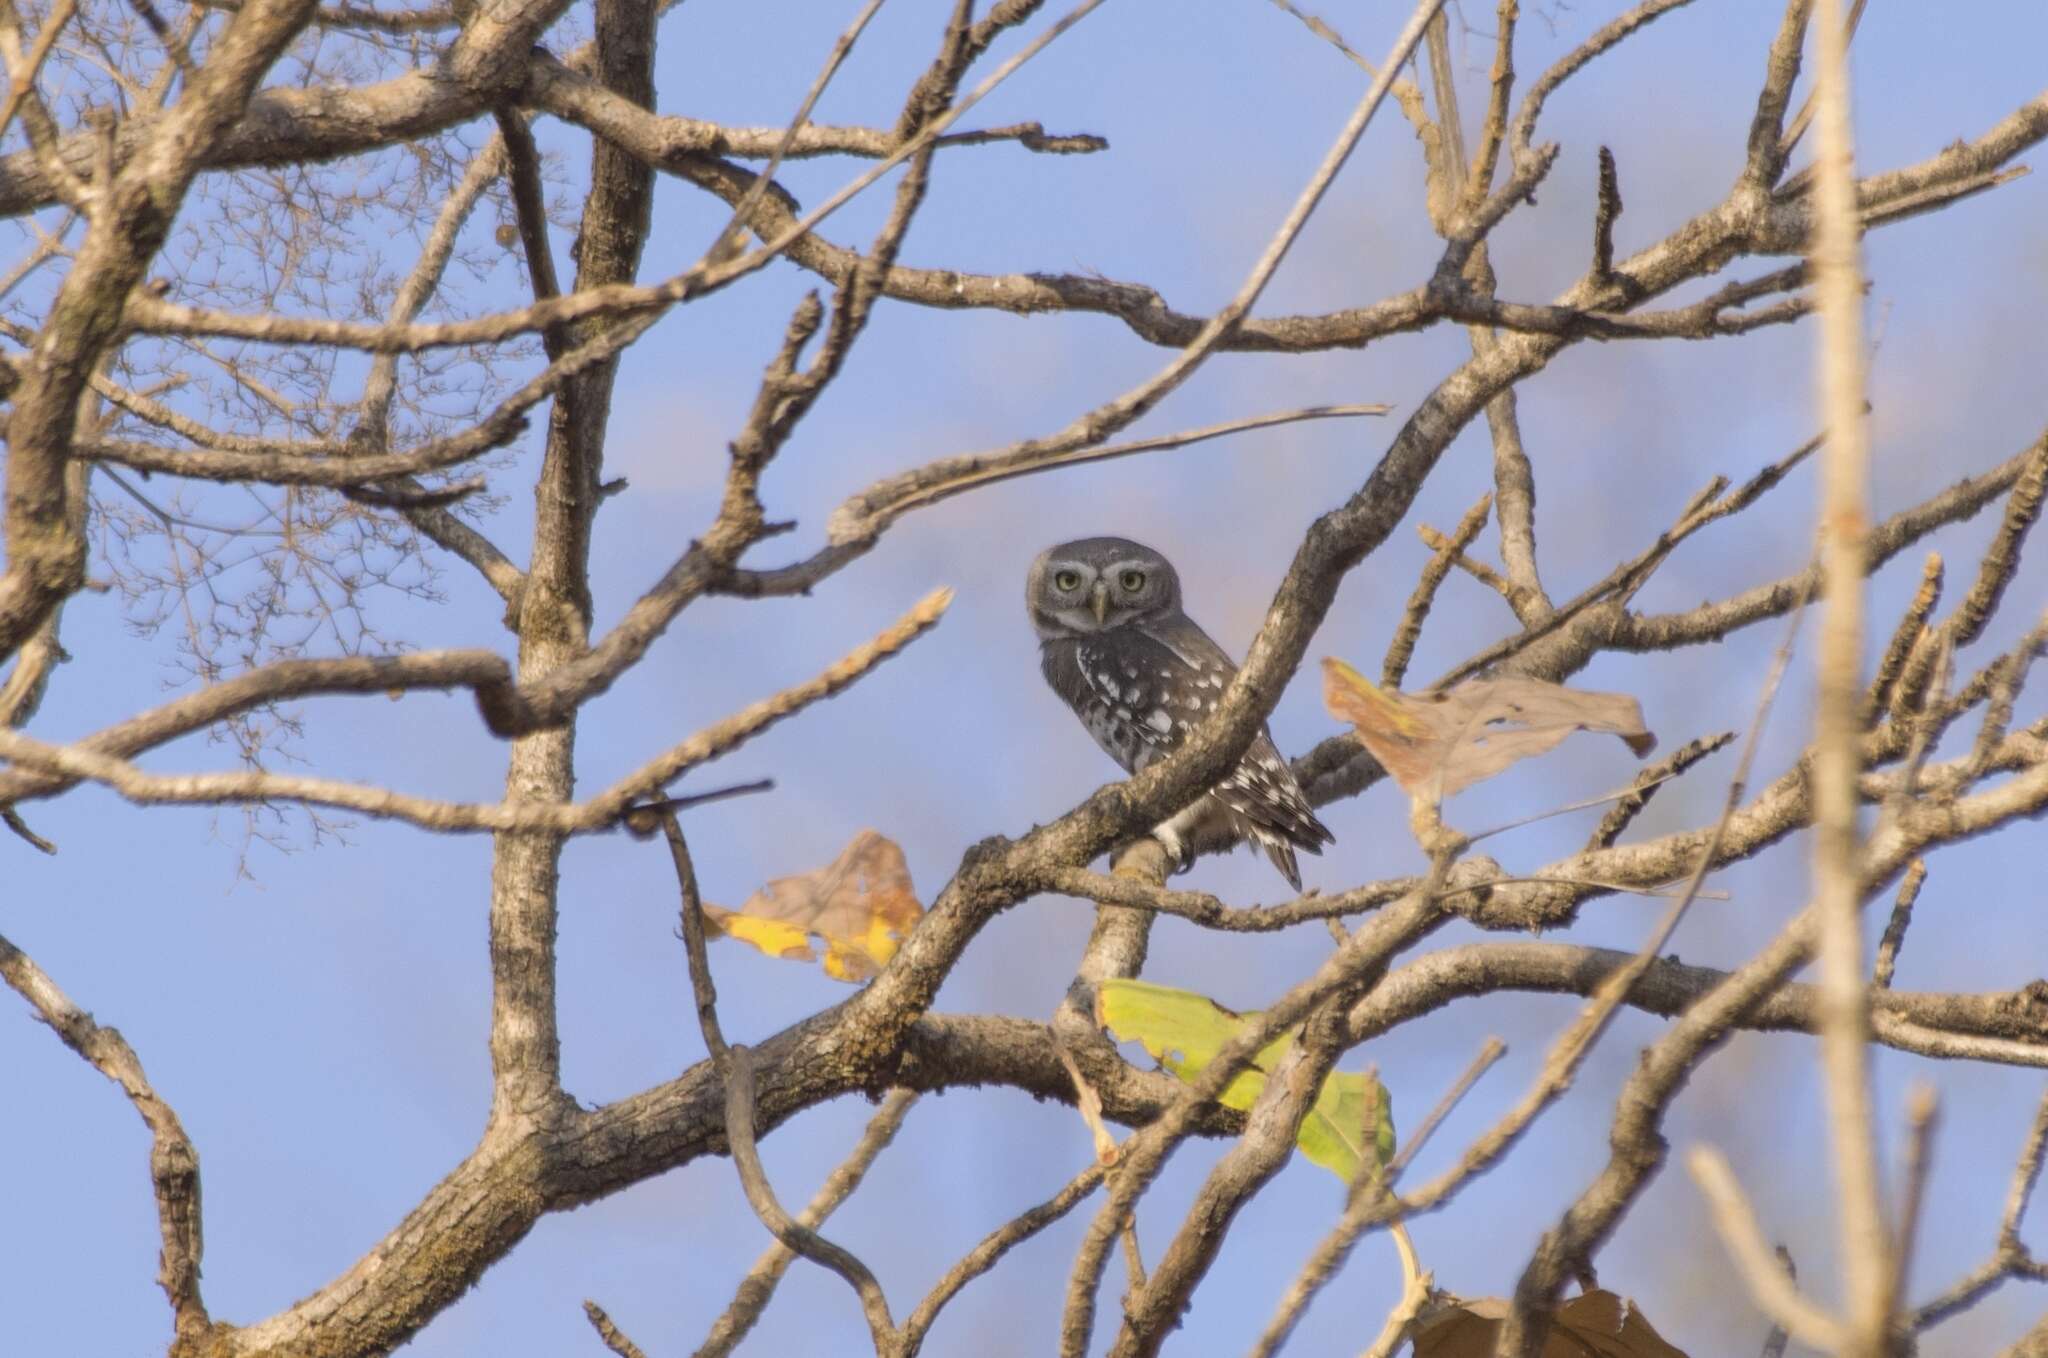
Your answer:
701,830 -> 923,983
1096,978 -> 1395,1181
703,908 -> 815,963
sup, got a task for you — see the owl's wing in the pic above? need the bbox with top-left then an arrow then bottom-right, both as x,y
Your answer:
1142,614 -> 1336,867
1043,618 -> 1334,885
1040,628 -> 1204,775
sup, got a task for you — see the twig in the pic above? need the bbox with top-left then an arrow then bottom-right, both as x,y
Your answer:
1761,1246 -> 1798,1358
1777,0 -> 1870,164
720,1047 -> 896,1346
588,588 -> 951,816
821,404 -> 1389,557
1871,859 -> 1926,989
1463,768 -> 1691,846
1622,436 -> 2038,657
702,0 -> 889,267
1962,614 -> 2048,787
0,591 -> 948,834
697,1089 -> 919,1358
1493,547 -> 1814,1352
1436,426 -> 1821,689
1419,521 -> 1523,608
621,779 -> 776,839
336,477 -> 486,510
1948,444 -> 2047,653
1250,1037 -> 1505,1356
346,133 -> 525,604
1895,1084 -> 1940,1304
1869,553 -> 1943,715
1057,1038 -> 1120,1167
1584,731 -> 1737,851
1340,939 -> 2048,1067
0,0 -> 78,146
2,804 -> 54,852
1118,1217 -> 1147,1314
121,0 -> 1112,361
1592,145 -> 1623,283
0,931 -> 207,1337
1063,878 -> 1450,1357
1383,491 -> 1493,687
1912,1087 -> 2048,1331
2003,1090 -> 2048,1247
898,1162 -> 1106,1355
663,812 -> 896,1348
580,1300 -> 648,1358
1689,1146 -> 1847,1351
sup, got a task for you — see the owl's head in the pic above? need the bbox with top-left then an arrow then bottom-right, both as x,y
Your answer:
1027,536 -> 1182,639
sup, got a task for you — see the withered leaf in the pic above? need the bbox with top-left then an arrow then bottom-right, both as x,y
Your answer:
1412,1289 -> 1689,1358
1322,660 -> 1655,804
702,830 -> 923,983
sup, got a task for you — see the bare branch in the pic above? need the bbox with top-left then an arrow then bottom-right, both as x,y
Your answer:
1872,859 -> 1927,990
1382,492 -> 1493,688
665,812 -> 896,1347
580,1300 -> 648,1358
1249,1038 -> 1505,1356
0,931 -> 207,1337
898,1162 -> 1107,1356
698,1090 -> 920,1358
1690,1145 -> 1846,1350
0,589 -> 950,833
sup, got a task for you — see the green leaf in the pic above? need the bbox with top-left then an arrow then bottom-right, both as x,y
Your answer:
1096,978 -> 1395,1181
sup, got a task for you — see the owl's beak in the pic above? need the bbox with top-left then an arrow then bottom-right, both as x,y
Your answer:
1089,581 -> 1110,626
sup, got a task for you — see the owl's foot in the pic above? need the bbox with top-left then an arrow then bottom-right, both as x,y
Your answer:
1150,824 -> 1193,877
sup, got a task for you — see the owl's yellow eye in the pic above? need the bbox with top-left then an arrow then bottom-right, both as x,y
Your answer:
1053,569 -> 1082,591
1120,569 -> 1147,592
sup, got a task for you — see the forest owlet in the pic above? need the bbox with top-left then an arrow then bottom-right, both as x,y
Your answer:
1027,536 -> 1333,889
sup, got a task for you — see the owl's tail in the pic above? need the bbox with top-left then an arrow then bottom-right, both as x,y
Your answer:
1261,839 -> 1305,893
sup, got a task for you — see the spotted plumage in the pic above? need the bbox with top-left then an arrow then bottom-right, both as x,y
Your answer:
1027,536 -> 1333,889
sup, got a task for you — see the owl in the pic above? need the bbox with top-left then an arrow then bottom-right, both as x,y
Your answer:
1027,536 -> 1334,890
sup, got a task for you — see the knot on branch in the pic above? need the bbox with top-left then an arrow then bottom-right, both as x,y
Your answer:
2003,979 -> 2048,1035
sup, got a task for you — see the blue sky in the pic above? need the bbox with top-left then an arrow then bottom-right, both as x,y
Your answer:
6,2 -> 2048,1355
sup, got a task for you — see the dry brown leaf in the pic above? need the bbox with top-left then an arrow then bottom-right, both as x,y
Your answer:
1322,660 -> 1656,804
1412,1289 -> 1689,1358
702,830 -> 923,983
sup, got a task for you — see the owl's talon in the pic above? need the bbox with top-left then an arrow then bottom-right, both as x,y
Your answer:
1151,827 -> 1191,877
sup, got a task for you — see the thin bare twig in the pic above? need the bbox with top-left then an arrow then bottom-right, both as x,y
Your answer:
1872,859 -> 1927,989
0,0 -> 78,146
1250,1037 -> 1506,1356
898,1162 -> 1107,1355
1895,1084 -> 1940,1305
1912,1088 -> 2048,1332
1761,1246 -> 1799,1358
1689,1146 -> 1847,1350
1495,546 -> 1814,1352
580,1300 -> 648,1358
1382,492 -> 1493,688
0,591 -> 949,834
697,1089 -> 919,1358
664,812 -> 896,1348
1592,145 -> 1622,283
0,931 -> 207,1337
